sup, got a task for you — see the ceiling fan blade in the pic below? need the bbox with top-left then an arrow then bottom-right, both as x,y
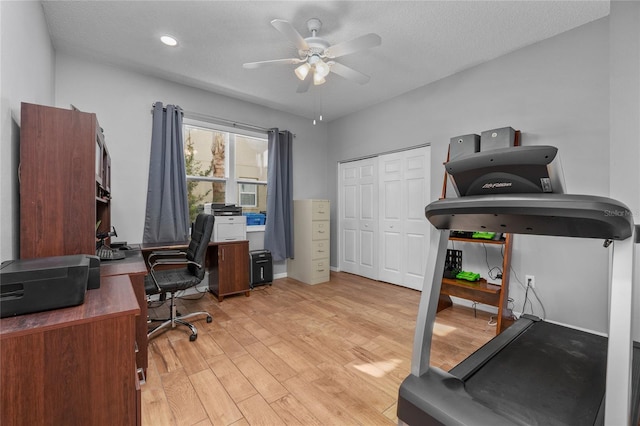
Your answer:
271,19 -> 309,51
325,33 -> 381,58
296,71 -> 312,93
243,58 -> 303,69
330,62 -> 371,85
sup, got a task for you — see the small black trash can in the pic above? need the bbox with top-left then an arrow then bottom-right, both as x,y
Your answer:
249,249 -> 273,288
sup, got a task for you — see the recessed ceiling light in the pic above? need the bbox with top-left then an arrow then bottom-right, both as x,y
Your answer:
160,35 -> 178,47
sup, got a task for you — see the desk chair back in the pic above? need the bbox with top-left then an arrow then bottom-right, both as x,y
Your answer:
187,213 -> 215,280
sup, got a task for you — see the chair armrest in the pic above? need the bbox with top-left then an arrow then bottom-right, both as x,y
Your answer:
147,250 -> 187,265
147,259 -> 203,290
150,258 -> 202,268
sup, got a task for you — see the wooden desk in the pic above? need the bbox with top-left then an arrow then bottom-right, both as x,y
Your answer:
140,240 -> 250,302
0,276 -> 141,426
100,249 -> 148,373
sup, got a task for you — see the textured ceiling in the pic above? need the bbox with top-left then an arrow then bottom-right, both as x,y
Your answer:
41,1 -> 610,122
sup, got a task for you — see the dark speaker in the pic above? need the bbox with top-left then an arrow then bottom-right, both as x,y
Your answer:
449,134 -> 480,160
480,127 -> 516,151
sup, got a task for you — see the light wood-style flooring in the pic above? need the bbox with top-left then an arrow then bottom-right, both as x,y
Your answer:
141,272 -> 496,425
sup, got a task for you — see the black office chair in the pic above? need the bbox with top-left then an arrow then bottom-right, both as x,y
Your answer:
144,213 -> 214,341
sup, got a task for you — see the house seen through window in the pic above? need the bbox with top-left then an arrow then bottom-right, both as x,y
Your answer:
183,121 -> 268,223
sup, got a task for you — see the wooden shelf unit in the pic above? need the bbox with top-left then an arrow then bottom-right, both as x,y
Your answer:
438,133 -> 521,334
15,103 -> 141,423
438,233 -> 514,334
19,102 -> 111,259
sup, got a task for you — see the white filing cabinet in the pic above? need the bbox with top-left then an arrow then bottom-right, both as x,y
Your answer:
288,199 -> 330,285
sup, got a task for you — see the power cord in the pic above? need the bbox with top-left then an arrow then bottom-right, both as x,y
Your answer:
521,279 -> 532,315
510,266 -> 546,319
483,243 -> 503,280
471,301 -> 479,317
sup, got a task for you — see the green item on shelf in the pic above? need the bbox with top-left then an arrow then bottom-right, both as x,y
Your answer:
472,231 -> 496,239
456,271 -> 481,281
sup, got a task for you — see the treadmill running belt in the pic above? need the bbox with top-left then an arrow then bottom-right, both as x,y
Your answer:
462,321 -> 607,425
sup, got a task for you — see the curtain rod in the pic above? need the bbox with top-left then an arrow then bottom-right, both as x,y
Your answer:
151,103 -> 295,137
184,111 -> 270,134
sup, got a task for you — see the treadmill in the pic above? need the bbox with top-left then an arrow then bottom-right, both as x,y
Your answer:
397,146 -> 639,425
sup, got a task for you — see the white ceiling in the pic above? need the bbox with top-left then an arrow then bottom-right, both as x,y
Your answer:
41,1 -> 610,122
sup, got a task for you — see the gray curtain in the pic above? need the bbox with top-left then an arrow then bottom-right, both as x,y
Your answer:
142,102 -> 190,243
264,129 -> 294,261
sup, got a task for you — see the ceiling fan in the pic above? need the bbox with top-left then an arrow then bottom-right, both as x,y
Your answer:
243,18 -> 381,93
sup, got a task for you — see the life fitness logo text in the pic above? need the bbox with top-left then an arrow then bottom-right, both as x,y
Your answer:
482,182 -> 513,189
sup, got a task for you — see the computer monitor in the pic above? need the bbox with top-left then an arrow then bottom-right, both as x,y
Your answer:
445,145 -> 565,197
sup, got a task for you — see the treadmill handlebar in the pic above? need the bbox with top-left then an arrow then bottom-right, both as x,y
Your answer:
426,193 -> 634,240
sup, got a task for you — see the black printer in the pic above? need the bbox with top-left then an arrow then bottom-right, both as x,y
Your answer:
0,254 -> 100,318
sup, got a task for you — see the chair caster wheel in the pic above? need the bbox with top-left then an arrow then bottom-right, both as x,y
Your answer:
189,334 -> 197,342
206,316 -> 213,323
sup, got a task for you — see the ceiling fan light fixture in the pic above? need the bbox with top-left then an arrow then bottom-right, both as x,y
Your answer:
294,63 -> 311,81
313,73 -> 326,86
244,18 -> 381,94
314,60 -> 330,78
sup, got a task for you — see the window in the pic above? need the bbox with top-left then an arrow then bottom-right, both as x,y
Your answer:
183,121 -> 268,222
239,183 -> 257,207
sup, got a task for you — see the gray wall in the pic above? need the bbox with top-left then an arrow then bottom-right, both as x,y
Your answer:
52,54 -> 330,276
327,18 -> 613,333
0,1 -> 55,261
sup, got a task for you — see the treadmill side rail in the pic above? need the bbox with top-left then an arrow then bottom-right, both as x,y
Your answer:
410,230 -> 449,376
398,368 -> 516,426
605,230 -> 637,425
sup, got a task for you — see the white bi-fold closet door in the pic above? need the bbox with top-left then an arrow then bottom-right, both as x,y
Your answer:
338,146 -> 431,290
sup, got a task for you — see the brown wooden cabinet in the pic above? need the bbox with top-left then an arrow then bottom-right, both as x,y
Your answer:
19,102 -> 111,259
100,250 -> 149,374
209,241 -> 250,301
0,276 -> 141,426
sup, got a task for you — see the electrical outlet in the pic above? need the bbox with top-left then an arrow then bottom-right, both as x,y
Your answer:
526,275 -> 535,288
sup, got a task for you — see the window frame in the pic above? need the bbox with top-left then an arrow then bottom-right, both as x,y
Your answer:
182,118 -> 268,213
238,183 -> 258,208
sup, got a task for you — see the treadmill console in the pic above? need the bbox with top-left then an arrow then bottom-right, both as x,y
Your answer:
445,145 -> 565,197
